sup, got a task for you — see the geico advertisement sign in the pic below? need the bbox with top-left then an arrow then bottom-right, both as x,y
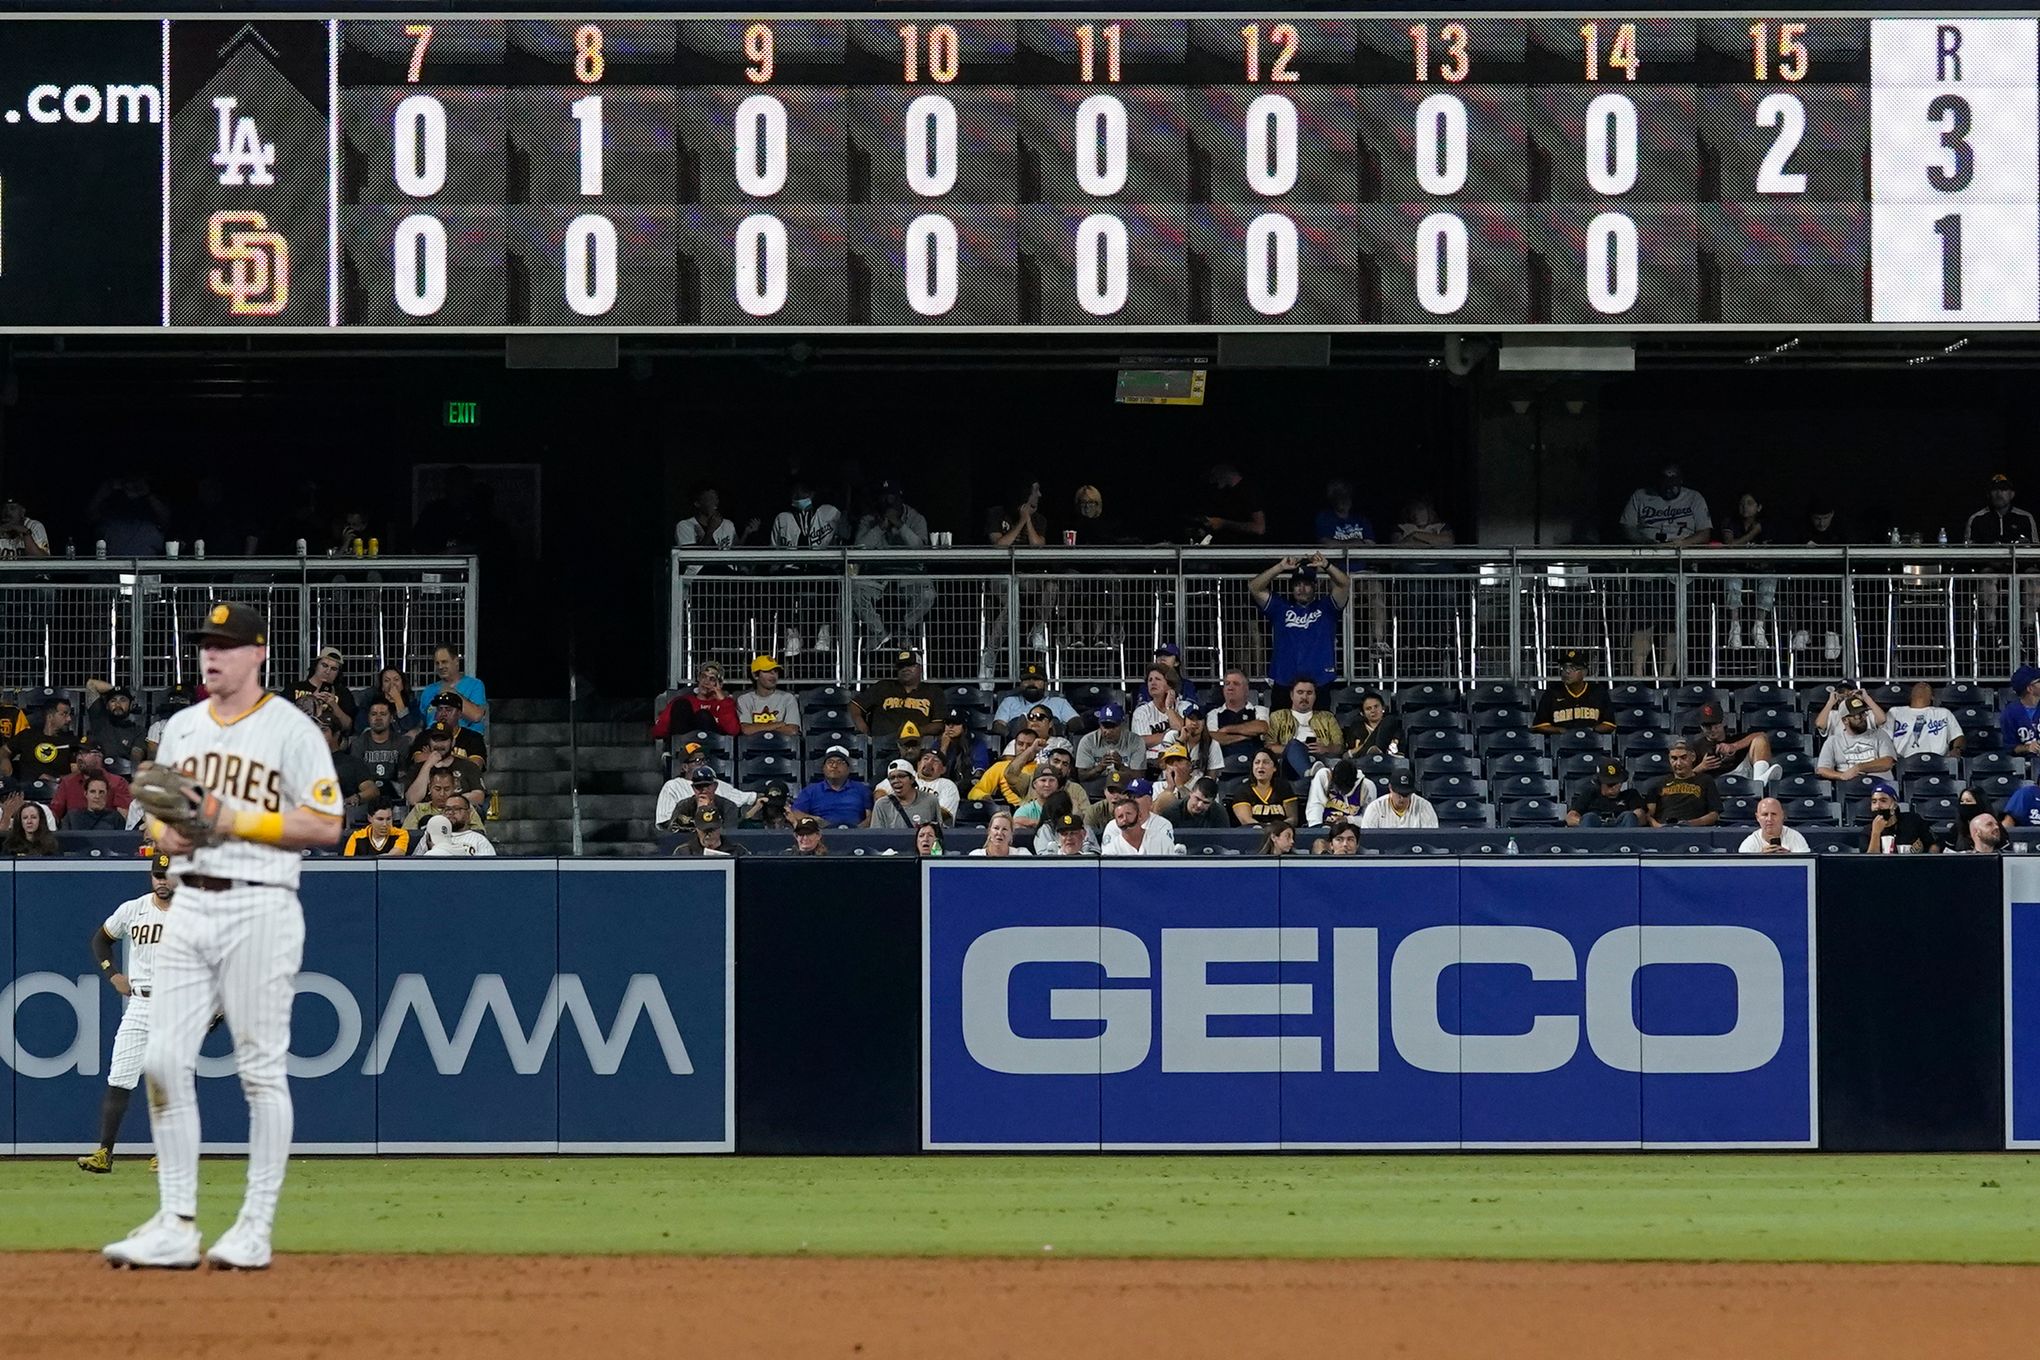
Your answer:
0,972 -> 698,1079
962,924 -> 1784,1077
923,860 -> 1817,1149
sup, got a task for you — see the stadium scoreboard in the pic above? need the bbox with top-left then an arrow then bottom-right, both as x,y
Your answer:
5,12 -> 2040,330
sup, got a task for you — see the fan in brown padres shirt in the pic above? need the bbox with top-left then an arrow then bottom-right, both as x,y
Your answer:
1646,740 -> 1723,828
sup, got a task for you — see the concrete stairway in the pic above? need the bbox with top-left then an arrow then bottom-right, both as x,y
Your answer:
487,694 -> 664,858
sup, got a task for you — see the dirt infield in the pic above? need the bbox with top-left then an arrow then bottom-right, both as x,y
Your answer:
6,1254 -> 2037,1358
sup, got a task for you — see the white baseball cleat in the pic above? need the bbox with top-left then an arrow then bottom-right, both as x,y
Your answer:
103,1211 -> 201,1270
205,1218 -> 273,1271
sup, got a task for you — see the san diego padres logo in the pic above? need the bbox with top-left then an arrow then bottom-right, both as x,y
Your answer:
210,605 -> 231,625
310,777 -> 340,807
206,210 -> 288,317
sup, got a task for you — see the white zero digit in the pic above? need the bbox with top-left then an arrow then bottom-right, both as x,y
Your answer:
1754,91 -> 1808,195
1584,91 -> 1638,196
1586,210 -> 1638,314
392,93 -> 447,198
571,94 -> 603,197
564,213 -> 617,317
1244,92 -> 1298,196
1075,211 -> 1129,315
734,92 -> 788,198
1244,211 -> 1298,315
1414,92 -> 1468,196
904,93 -> 958,197
906,212 -> 959,316
734,212 -> 788,316
1074,92 -> 1128,197
1415,211 -> 1468,314
392,212 -> 447,317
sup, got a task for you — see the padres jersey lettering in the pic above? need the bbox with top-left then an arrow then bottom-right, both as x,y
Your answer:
102,893 -> 166,990
153,693 -> 342,888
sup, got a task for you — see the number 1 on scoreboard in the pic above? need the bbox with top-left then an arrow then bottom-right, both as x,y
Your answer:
1580,22 -> 1639,81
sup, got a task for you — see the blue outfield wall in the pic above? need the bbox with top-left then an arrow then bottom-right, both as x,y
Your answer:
923,859 -> 1818,1150
0,861 -> 733,1155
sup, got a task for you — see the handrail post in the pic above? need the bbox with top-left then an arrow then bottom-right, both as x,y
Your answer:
2013,544 -> 2024,668
1839,546 -> 1856,681
1507,549 -> 1522,684
1672,549 -> 1688,684
837,548 -> 854,688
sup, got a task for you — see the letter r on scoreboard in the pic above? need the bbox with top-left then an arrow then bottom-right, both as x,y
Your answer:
1870,19 -> 2040,323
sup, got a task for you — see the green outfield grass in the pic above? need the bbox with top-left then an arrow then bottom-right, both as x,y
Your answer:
5,1155 -> 2040,1263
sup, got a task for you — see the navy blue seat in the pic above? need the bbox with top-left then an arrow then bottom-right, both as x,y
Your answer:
1939,681 -> 1996,709
1914,795 -> 1962,828
1485,751 -> 1555,780
1721,796 -> 1761,825
1608,682 -> 1664,709
740,753 -> 801,788
1499,796 -> 1565,827
1967,751 -> 2026,779
1621,728 -> 1672,755
1715,773 -> 1757,799
1734,682 -> 1791,713
1402,706 -> 1467,734
1614,706 -> 1670,734
802,703 -> 856,733
1896,751 -> 1954,779
1551,731 -> 1613,759
1772,772 -> 1830,800
1780,796 -> 1840,826
1478,727 -> 1542,756
1395,682 -> 1462,712
1903,772 -> 1959,801
1436,798 -> 1491,827
1409,729 -> 1475,758
1669,685 -> 1727,716
1474,705 -> 1535,733
1417,751 -> 1480,779
1626,752 -> 1670,783
1467,682 -> 1532,712
1974,772 -> 2023,804
1421,772 -> 1488,802
806,683 -> 851,709
1493,773 -> 1558,802
739,731 -> 797,757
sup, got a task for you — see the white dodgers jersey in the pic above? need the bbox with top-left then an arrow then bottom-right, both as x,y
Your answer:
102,893 -> 168,989
153,693 -> 343,889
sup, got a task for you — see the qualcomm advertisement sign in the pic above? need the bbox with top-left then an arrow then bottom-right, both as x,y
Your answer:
0,860 -> 733,1154
924,859 -> 1816,1149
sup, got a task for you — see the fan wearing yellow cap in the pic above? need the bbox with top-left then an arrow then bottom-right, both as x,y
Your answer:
736,656 -> 802,738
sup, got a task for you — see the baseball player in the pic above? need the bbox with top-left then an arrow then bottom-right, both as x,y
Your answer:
76,854 -> 175,1174
104,602 -> 344,1271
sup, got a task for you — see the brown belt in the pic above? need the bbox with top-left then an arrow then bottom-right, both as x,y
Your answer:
180,873 -> 251,893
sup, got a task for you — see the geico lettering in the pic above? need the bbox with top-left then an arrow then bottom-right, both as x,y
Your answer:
959,924 -> 1785,1077
1,971 -> 696,1079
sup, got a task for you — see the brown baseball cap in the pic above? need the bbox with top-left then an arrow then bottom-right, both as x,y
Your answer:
194,601 -> 267,647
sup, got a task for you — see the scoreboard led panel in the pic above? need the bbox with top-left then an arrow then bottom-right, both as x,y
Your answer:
0,13 -> 2035,329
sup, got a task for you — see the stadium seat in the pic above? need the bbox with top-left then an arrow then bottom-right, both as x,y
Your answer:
1473,705 -> 1535,733
1625,752 -> 1670,782
1061,681 -> 1118,714
1940,681 -> 1996,709
1772,772 -> 1830,800
1914,795 -> 1962,828
1668,684 -> 1726,716
1608,682 -> 1663,709
1798,683 -> 1842,714
1477,727 -> 1542,756
1613,706 -> 1670,734
1436,798 -> 1491,827
1402,706 -> 1467,735
1356,750 -> 1401,783
1867,682 -> 1910,709
1395,682 -> 1462,712
740,753 -> 801,788
1721,796 -> 1761,825
803,703 -> 857,733
957,799 -> 996,826
1967,751 -> 2026,780
739,731 -> 797,757
1897,751 -> 1954,780
1421,773 -> 1489,802
806,684 -> 851,709
1500,797 -> 1565,827
1974,772 -> 2024,804
1737,704 -> 1794,730
945,685 -> 992,715
1409,729 -> 1475,758
1780,797 -> 1841,826
1951,703 -> 1996,736
1962,722 -> 2005,753
1903,772 -> 1960,802
1769,750 -> 1814,777
1416,751 -> 1480,779
1492,773 -> 1558,802
1763,728 -> 1808,754
1551,731 -> 1613,759
1485,751 -> 1554,780
1467,682 -> 1532,712
1733,682 -> 1791,713
1558,750 -> 1608,782
1220,747 -> 1257,778
1796,828 -> 1861,853
1620,729 -> 1672,755
1836,775 -> 1884,805
1715,773 -> 1756,799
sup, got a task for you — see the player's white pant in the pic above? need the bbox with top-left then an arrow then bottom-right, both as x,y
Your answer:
106,995 -> 151,1091
142,884 -> 303,1231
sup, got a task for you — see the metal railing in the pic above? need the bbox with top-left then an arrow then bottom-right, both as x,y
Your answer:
669,545 -> 2038,691
0,556 -> 480,695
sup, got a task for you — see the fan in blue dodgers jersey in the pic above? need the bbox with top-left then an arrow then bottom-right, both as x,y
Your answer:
104,601 -> 343,1272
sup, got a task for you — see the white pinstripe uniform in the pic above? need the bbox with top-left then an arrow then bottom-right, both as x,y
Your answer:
100,891 -> 168,1090
143,692 -> 341,1234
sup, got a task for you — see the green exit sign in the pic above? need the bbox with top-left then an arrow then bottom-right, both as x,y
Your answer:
444,400 -> 479,427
